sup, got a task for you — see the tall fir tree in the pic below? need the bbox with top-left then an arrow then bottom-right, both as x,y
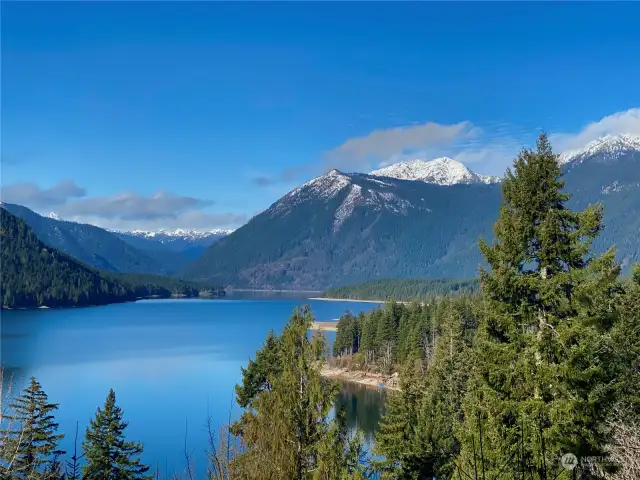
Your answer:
235,329 -> 282,409
458,133 -> 622,478
82,389 -> 152,480
314,407 -> 367,480
232,307 -> 349,479
0,377 -> 64,479
373,358 -> 427,479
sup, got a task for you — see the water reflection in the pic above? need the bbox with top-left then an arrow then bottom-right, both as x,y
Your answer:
335,381 -> 387,443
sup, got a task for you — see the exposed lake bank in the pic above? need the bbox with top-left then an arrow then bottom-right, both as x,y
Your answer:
309,297 -> 385,303
321,364 -> 400,391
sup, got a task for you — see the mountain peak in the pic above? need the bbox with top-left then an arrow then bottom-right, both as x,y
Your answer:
560,133 -> 640,165
48,212 -> 61,220
120,228 -> 233,239
370,157 -> 500,186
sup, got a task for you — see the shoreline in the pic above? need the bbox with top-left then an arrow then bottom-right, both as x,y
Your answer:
1,293 -> 225,311
310,297 -> 420,306
320,364 -> 400,391
310,321 -> 339,332
228,288 -> 323,293
308,297 -> 385,303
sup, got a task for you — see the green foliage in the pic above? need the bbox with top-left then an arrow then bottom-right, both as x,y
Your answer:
333,311 -> 360,357
183,147 -> 640,290
334,298 -> 477,373
610,265 -> 640,413
232,307 -> 364,479
363,136 -> 639,479
0,209 -> 221,308
459,133 -> 624,476
325,277 -> 479,301
235,330 -> 282,409
82,389 -> 152,480
1,203 -> 185,276
0,209 -> 132,308
314,408 -> 367,480
0,377 -> 65,479
372,298 -> 476,479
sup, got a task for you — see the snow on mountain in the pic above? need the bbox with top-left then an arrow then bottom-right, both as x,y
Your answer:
48,212 -> 61,220
270,169 -> 352,216
559,134 -> 640,165
121,228 -> 233,240
370,157 -> 500,185
268,168 -> 431,232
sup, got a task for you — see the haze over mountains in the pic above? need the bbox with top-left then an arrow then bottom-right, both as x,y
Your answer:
3,134 -> 639,290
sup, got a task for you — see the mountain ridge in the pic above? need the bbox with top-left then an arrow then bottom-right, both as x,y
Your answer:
0,203 -> 194,275
182,134 -> 640,289
370,157 -> 500,185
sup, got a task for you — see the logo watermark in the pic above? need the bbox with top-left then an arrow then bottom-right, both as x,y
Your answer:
561,452 -> 616,471
560,453 -> 577,470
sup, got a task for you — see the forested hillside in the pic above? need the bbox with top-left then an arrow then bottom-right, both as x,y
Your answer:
0,209 -> 221,309
2,134 -> 639,479
183,135 -> 640,290
324,277 -> 479,301
0,203 -> 192,275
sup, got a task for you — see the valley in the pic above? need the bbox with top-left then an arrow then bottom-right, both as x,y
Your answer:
3,3 -> 639,478
3,134 -> 639,298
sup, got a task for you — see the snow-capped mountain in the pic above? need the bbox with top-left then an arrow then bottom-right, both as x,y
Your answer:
559,133 -> 640,165
113,228 -> 231,256
186,133 -> 640,289
269,169 -> 428,232
121,228 -> 233,241
370,157 -> 501,186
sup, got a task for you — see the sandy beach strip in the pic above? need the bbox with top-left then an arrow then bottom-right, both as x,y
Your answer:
320,365 -> 399,391
308,297 -> 385,303
310,321 -> 339,331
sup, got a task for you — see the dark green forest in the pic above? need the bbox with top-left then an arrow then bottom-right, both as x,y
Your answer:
324,278 -> 479,301
0,209 -> 222,309
2,135 -> 639,479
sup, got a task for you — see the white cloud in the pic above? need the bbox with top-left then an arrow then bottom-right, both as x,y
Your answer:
0,180 -> 86,207
551,108 -> 640,152
370,109 -> 640,177
323,121 -> 480,172
70,210 -> 248,232
58,190 -> 213,221
1,182 -> 246,231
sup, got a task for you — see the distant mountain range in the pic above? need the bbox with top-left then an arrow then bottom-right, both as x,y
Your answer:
112,228 -> 230,260
0,209 -> 219,309
3,134 -> 638,291
183,134 -> 640,289
0,203 -> 230,276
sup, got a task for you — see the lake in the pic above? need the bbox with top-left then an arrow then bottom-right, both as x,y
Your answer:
0,295 -> 386,477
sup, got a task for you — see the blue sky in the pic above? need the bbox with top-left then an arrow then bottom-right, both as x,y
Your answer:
2,2 -> 639,231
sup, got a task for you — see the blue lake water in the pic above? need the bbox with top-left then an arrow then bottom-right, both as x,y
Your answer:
0,294 -> 386,477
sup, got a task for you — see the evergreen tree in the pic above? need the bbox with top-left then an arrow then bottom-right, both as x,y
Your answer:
359,310 -> 378,365
0,377 -> 64,479
373,359 -> 427,479
610,264 -> 640,412
314,408 -> 367,480
414,299 -> 472,479
235,329 -> 282,408
82,389 -> 151,480
232,307 -> 341,479
376,301 -> 401,372
458,133 -> 622,477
